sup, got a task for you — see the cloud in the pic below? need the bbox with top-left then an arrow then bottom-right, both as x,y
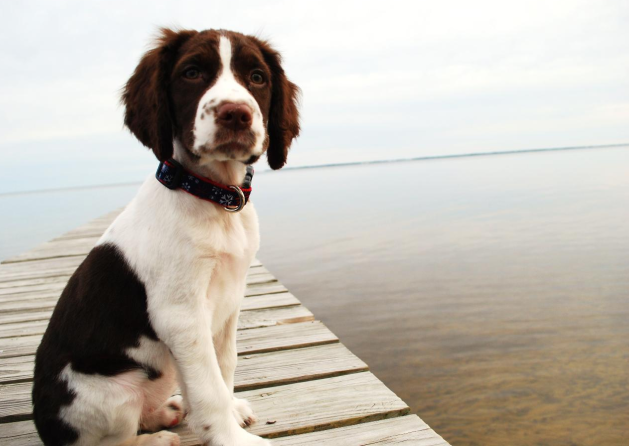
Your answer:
0,0 -> 627,190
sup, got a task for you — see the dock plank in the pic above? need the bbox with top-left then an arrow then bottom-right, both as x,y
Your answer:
0,342 -> 364,387
0,420 -> 39,446
0,320 -> 338,361
0,267 -> 277,296
245,282 -> 287,296
0,275 -> 69,291
0,257 -> 84,283
0,266 -> 278,303
0,256 -> 262,284
0,304 -> 314,341
0,285 -> 293,316
271,416 -> 449,446
0,355 -> 34,384
0,265 -> 270,293
228,343 -> 368,391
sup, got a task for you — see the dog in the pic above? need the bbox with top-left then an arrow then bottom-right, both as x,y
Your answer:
32,28 -> 300,446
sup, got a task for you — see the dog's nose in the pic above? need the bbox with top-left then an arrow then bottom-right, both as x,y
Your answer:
216,103 -> 253,130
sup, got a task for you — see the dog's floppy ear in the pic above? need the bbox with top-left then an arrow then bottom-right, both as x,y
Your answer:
255,40 -> 301,170
122,28 -> 196,161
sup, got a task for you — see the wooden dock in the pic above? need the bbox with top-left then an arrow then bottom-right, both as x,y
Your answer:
0,209 -> 451,445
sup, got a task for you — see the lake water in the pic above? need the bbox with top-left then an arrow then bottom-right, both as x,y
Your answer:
1,147 -> 628,445
253,147 -> 629,446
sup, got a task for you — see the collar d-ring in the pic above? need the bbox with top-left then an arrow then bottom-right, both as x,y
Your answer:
224,185 -> 246,213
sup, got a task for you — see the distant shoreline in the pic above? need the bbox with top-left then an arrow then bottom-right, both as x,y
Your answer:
281,142 -> 629,171
2,142 -> 627,197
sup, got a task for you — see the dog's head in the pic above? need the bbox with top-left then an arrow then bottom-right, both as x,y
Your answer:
122,28 -> 300,170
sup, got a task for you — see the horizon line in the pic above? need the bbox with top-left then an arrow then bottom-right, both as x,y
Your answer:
1,142 -> 627,197
280,142 -> 629,171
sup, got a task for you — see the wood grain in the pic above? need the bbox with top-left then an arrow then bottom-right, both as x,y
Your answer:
0,265 -> 269,294
0,355 -> 34,385
0,279 -> 287,315
0,342 -> 363,388
0,304 -> 313,342
0,257 -> 84,283
0,320 -> 338,361
271,415 -> 450,446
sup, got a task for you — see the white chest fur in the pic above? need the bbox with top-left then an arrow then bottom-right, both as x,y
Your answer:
98,174 -> 260,335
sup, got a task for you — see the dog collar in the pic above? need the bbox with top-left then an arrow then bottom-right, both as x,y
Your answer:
156,159 -> 253,212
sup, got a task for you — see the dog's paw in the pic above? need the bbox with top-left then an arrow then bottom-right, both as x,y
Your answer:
208,428 -> 271,446
163,395 -> 186,427
147,430 -> 181,446
232,397 -> 257,427
141,395 -> 186,431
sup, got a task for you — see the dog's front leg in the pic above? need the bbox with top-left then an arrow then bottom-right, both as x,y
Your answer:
150,298 -> 269,446
215,309 -> 257,427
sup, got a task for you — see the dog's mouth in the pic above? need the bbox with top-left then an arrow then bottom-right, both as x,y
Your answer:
214,141 -> 249,153
195,128 -> 259,160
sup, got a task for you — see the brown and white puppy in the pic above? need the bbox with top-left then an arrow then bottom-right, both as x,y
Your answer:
32,28 -> 300,446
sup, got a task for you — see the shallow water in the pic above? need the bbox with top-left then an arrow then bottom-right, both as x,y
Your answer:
253,147 -> 629,446
1,147 -> 627,445
0,184 -> 140,261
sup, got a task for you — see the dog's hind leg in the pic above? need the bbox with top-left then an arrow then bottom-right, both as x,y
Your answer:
59,367 -> 179,446
137,356 -> 185,432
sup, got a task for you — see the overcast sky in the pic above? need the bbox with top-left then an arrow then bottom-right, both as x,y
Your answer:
1,0 -> 628,193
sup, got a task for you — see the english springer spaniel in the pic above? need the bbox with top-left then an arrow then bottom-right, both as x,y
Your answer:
32,28 -> 300,446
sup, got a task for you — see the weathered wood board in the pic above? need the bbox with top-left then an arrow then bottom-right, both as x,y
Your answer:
0,291 -> 288,322
0,319 -> 335,361
271,416 -> 450,446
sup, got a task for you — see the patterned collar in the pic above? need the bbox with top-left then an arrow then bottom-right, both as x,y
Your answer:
155,159 -> 253,213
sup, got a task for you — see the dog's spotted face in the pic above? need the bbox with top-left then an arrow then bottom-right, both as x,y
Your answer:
123,29 -> 300,170
172,33 -> 270,164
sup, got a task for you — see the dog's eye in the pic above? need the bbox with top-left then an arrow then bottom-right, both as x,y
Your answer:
250,70 -> 265,85
184,68 -> 201,80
